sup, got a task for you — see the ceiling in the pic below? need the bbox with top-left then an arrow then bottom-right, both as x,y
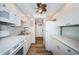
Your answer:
15,3 -> 64,18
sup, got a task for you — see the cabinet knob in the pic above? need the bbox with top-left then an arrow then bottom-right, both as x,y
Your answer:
68,49 -> 71,52
56,45 -> 60,49
15,14 -> 16,16
66,23 -> 71,25
3,4 -> 5,7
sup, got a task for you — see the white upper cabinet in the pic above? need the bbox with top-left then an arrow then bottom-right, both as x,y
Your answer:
56,4 -> 72,26
56,4 -> 79,26
3,3 -> 18,15
21,15 -> 30,27
11,14 -> 21,26
0,4 -> 13,23
0,3 -> 21,26
72,4 -> 79,25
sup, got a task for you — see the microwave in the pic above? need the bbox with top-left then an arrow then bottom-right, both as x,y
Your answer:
0,7 -> 15,24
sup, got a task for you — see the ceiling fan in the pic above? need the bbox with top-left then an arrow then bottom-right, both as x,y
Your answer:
35,3 -> 47,14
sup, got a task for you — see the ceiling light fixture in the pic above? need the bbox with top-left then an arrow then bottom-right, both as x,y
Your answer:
35,3 -> 47,14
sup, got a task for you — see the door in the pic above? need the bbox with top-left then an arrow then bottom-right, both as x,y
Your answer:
35,18 -> 44,37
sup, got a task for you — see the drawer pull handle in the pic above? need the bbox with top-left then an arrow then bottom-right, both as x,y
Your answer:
68,49 -> 71,52
56,45 -> 60,49
3,4 -> 5,7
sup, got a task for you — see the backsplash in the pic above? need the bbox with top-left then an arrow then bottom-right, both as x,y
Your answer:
62,26 -> 79,40
0,25 -> 23,36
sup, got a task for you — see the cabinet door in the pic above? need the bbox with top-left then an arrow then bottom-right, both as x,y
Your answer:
15,15 -> 21,26
0,4 -> 13,23
0,3 -> 9,10
56,40 -> 79,55
50,39 -> 58,54
60,43 -> 79,55
4,4 -> 17,14
9,12 -> 16,23
0,3 -> 21,26
10,14 -> 21,26
72,4 -> 79,25
44,35 -> 51,51
4,3 -> 21,26
24,41 -> 29,54
50,38 -> 79,55
57,4 -> 72,26
25,35 -> 33,54
50,38 -> 62,55
57,4 -> 79,26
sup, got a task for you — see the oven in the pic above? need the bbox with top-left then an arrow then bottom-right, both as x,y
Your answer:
3,39 -> 25,55
15,47 -> 23,55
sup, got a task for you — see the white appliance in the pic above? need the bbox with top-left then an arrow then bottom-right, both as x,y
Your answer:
44,21 -> 60,51
0,36 -> 25,55
0,30 -> 10,38
3,40 -> 24,55
0,9 -> 11,22
0,4 -> 15,24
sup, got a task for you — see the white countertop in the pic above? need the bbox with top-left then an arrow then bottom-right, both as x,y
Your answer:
0,35 -> 26,55
53,36 -> 79,53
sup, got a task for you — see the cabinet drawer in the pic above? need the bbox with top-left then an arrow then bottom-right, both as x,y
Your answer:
56,40 -> 79,55
50,38 -> 62,55
61,44 -> 79,55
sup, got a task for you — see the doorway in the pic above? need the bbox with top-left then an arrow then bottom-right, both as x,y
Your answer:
35,18 -> 44,37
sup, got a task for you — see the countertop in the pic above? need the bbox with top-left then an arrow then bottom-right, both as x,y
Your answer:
0,35 -> 26,55
53,36 -> 79,53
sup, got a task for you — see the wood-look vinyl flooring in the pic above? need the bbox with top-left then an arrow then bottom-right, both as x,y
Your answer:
27,37 -> 53,55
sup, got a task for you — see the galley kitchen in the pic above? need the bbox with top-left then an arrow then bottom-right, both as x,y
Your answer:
0,3 -> 79,55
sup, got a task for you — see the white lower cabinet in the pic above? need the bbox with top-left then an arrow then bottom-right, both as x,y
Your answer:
50,38 -> 62,55
45,34 -> 52,51
24,36 -> 32,54
50,38 -> 79,55
59,42 -> 79,55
